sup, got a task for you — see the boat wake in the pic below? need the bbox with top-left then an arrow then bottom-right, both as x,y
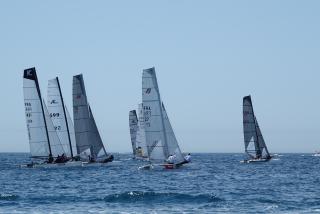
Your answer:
103,191 -> 223,204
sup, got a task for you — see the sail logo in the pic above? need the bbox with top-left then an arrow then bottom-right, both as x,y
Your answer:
26,70 -> 33,76
50,100 -> 58,104
146,88 -> 151,94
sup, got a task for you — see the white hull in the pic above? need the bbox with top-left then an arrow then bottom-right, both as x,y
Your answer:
20,160 -> 84,168
133,156 -> 149,161
312,153 -> 320,157
241,158 -> 271,163
138,162 -> 187,170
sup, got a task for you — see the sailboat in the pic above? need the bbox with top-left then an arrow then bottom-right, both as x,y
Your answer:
242,95 -> 272,163
129,110 -> 138,157
47,77 -> 80,164
72,74 -> 113,164
139,67 -> 186,169
129,104 -> 148,159
23,67 -> 67,167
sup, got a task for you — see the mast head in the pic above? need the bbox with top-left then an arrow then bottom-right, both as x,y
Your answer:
143,67 -> 155,74
129,110 -> 137,117
23,67 -> 37,81
243,95 -> 252,105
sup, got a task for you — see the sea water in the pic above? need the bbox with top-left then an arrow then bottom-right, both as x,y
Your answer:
0,153 -> 319,213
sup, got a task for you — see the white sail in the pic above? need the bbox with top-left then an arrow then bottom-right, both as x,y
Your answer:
47,77 -> 74,158
43,102 -> 66,157
129,110 -> 138,156
162,103 -> 184,162
243,95 -> 270,159
65,106 -> 77,156
23,68 -> 50,158
73,74 -> 107,160
136,103 -> 148,157
142,67 -> 168,162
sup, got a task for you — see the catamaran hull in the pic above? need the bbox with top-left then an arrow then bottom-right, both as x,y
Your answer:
241,158 -> 272,163
20,161 -> 84,168
138,162 -> 188,170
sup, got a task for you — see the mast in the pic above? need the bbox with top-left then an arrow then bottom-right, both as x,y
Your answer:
24,68 -> 52,157
56,77 -> 73,158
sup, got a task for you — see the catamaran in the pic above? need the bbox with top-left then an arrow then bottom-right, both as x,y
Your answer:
47,77 -> 82,165
129,104 -> 148,159
242,95 -> 272,163
72,74 -> 113,164
23,68 -> 70,167
139,67 -> 187,169
129,110 -> 139,157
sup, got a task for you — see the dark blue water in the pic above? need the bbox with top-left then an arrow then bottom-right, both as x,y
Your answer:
0,153 -> 320,213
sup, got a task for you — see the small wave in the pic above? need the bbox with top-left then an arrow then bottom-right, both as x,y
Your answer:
103,191 -> 223,204
0,194 -> 18,200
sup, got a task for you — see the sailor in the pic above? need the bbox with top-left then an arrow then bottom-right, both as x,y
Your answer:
167,154 -> 176,164
184,153 -> 191,163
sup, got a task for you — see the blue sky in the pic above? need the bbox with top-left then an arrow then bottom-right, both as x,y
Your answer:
0,0 -> 319,153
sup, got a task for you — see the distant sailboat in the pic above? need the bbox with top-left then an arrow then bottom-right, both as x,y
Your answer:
72,74 -> 113,163
139,67 -> 186,169
242,95 -> 272,163
23,68 -> 66,166
136,103 -> 148,158
129,104 -> 148,159
129,110 -> 138,157
47,77 -> 77,159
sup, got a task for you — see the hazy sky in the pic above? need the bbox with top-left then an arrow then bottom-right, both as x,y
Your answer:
0,1 -> 319,153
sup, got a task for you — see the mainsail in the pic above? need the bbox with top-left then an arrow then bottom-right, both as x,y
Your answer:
73,74 -> 107,160
136,103 -> 148,157
129,110 -> 138,156
23,68 -> 65,158
23,68 -> 51,158
142,67 -> 168,162
243,95 -> 270,159
47,77 -> 74,158
43,102 -> 66,157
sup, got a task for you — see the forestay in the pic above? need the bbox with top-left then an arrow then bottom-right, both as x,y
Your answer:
243,95 -> 270,159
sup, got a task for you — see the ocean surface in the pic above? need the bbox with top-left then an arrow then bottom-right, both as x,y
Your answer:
0,153 -> 320,213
